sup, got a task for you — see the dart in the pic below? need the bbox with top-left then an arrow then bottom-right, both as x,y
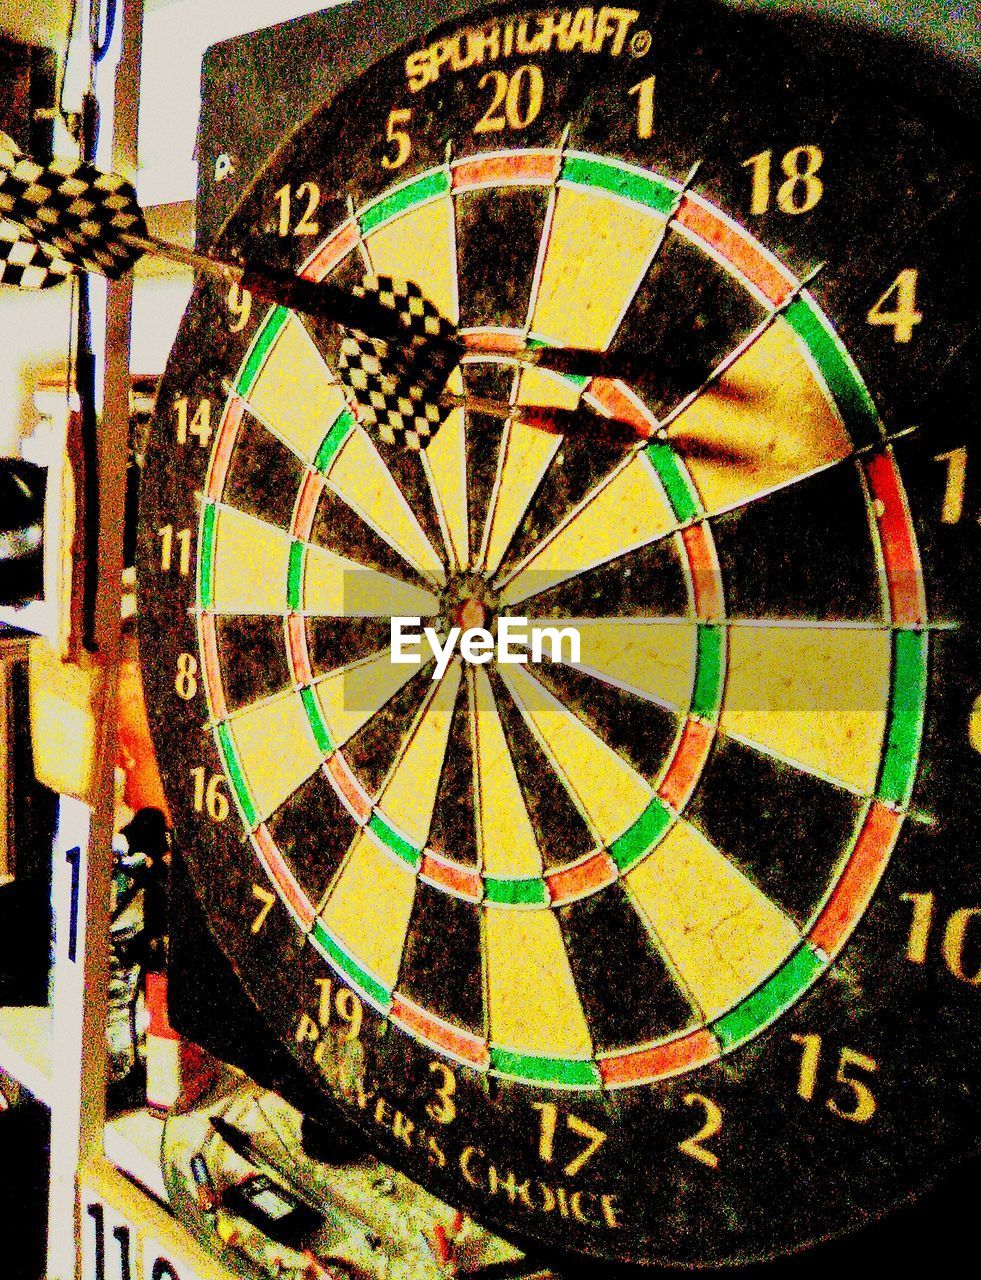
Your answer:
0,135 -> 647,379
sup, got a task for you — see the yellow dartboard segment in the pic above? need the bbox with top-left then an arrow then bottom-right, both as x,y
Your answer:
302,542 -> 439,618
245,316 -> 349,464
422,367 -> 469,571
208,506 -> 292,615
470,666 -> 543,880
624,819 -> 802,1022
667,318 -> 853,516
325,425 -> 446,583
566,617 -> 699,713
223,689 -> 324,823
363,194 -> 460,324
375,662 -> 463,850
312,649 -> 424,748
499,661 -> 653,846
720,624 -> 893,794
318,828 -> 418,991
479,366 -> 583,575
531,183 -> 668,348
498,450 -> 676,606
484,904 -> 593,1059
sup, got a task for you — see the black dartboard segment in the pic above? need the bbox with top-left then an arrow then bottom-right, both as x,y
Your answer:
137,1 -> 981,1266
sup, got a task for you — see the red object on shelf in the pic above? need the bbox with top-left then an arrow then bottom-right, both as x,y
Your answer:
145,971 -> 219,1114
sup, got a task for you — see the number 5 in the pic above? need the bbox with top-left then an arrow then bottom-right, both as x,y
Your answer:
382,108 -> 412,170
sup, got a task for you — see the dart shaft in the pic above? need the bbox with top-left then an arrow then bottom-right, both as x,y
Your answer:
125,232 -> 624,377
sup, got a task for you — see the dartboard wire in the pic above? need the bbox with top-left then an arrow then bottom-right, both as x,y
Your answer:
600,159 -> 704,353
539,616 -> 695,718
491,264 -> 823,598
719,726 -> 878,800
347,193 -> 375,280
443,137 -> 462,328
616,872 -> 717,1030
314,660 -> 464,917
491,414 -> 918,615
210,380 -> 443,595
495,662 -> 638,852
465,665 -> 486,879
474,127 -> 571,574
420,444 -> 467,573
412,140 -> 470,573
470,168 -> 701,580
658,262 -> 827,434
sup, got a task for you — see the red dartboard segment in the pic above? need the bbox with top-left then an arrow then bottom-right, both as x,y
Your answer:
589,378 -> 658,437
675,193 -> 795,307
419,851 -> 483,902
656,717 -> 717,813
682,524 -> 725,621
545,851 -> 620,905
598,1028 -> 721,1088
292,471 -> 324,543
390,994 -> 491,1069
323,753 -> 373,824
253,824 -> 317,930
452,149 -> 562,191
286,612 -> 313,686
198,612 -> 227,724
204,394 -> 245,503
301,219 -> 361,281
808,801 -> 904,957
864,449 -> 927,627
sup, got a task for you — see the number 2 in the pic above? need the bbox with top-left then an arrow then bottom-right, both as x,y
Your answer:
678,1092 -> 722,1168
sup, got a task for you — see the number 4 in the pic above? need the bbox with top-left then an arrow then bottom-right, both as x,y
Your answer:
867,269 -> 922,343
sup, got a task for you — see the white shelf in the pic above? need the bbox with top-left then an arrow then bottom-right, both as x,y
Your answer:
104,1109 -> 168,1202
0,1005 -> 53,1105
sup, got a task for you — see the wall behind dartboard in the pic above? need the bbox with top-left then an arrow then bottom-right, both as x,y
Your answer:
195,0 -> 477,248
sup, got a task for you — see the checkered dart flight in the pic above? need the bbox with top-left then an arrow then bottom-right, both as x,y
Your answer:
0,137 -> 638,448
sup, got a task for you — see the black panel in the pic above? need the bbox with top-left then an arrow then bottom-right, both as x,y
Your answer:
456,186 -> 551,330
217,614 -> 292,712
687,735 -> 863,927
223,412 -> 306,530
397,879 -> 484,1034
533,661 -> 679,783
307,617 -> 397,678
610,233 -> 765,419
712,462 -> 883,621
428,680 -> 479,867
559,882 -> 697,1052
489,668 -> 596,869
266,769 -> 357,904
525,534 -> 691,620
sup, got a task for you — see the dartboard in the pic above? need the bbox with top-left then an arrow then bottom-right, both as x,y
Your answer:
137,0 -> 981,1267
